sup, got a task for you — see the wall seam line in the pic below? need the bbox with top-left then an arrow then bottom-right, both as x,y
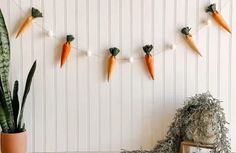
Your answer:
97,0 -> 101,151
108,0 -> 111,150
75,0 -> 79,150
86,0 -> 90,151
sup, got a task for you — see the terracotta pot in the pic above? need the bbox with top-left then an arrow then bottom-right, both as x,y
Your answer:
1,131 -> 27,153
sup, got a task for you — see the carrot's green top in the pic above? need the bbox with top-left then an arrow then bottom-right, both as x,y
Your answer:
31,7 -> 43,18
181,27 -> 191,36
143,44 -> 153,54
66,35 -> 75,43
206,3 -> 217,13
109,47 -> 120,56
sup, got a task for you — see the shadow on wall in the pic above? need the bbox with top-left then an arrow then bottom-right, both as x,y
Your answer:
131,99 -> 178,151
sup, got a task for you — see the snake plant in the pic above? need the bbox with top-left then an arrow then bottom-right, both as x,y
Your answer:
0,9 -> 37,133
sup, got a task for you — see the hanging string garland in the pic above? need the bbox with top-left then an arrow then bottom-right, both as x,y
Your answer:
10,0 -> 232,64
9,1 -> 233,81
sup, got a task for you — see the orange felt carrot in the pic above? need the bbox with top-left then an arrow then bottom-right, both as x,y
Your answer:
206,4 -> 231,33
107,47 -> 120,82
181,27 -> 202,57
60,35 -> 74,68
16,7 -> 43,38
143,45 -> 155,80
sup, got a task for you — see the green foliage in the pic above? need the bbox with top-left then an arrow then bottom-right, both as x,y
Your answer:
0,9 -> 15,132
0,81 -> 9,133
0,104 -> 8,133
12,81 -> 19,129
143,45 -> 153,54
66,35 -> 74,43
206,3 -> 217,13
18,61 -> 37,130
181,27 -> 191,36
0,9 -> 37,133
122,93 -> 231,153
109,47 -> 120,56
31,7 -> 43,18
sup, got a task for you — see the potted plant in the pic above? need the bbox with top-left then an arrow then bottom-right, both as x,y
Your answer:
0,9 -> 36,153
122,93 -> 231,153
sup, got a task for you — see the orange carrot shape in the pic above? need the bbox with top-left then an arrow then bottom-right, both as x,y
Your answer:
107,47 -> 120,82
143,45 -> 155,80
60,35 -> 75,68
206,3 -> 232,33
16,7 -> 43,38
181,27 -> 202,57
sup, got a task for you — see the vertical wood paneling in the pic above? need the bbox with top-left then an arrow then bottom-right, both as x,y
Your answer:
142,0 -> 154,149
208,0 -> 219,98
219,0 -> 231,122
164,0 -> 175,140
31,0 -> 44,152
55,0 -> 66,151
77,0 -> 89,151
88,0 -> 99,151
43,0 -> 56,151
99,0 -> 110,151
110,0 -> 122,150
121,0 -> 132,150
131,0 -> 142,150
2,0 -> 236,152
197,0 -> 209,93
66,0 -> 78,151
175,0 -> 186,109
186,0 -> 197,97
153,0 -> 164,143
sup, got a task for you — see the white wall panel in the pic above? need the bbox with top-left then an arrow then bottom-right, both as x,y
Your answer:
0,0 -> 235,151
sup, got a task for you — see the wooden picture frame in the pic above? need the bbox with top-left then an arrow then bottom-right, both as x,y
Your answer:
180,141 -> 215,153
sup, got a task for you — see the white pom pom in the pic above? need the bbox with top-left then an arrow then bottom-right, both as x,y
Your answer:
206,19 -> 212,26
47,30 -> 54,37
86,50 -> 92,57
170,44 -> 177,50
129,57 -> 134,63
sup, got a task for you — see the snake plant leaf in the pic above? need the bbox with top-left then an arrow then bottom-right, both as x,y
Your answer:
0,9 -> 15,131
12,80 -> 19,129
0,104 -> 9,133
18,61 -> 36,130
0,77 -> 15,132
0,79 -> 9,132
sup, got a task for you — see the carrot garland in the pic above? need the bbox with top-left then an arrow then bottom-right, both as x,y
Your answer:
107,47 -> 120,82
60,35 -> 74,68
143,45 -> 155,80
181,27 -> 202,57
16,7 -> 43,38
206,3 -> 232,33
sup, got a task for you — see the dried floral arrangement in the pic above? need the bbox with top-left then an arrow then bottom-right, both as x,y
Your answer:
122,93 -> 231,153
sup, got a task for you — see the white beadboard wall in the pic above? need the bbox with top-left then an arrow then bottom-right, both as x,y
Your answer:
0,0 -> 236,152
